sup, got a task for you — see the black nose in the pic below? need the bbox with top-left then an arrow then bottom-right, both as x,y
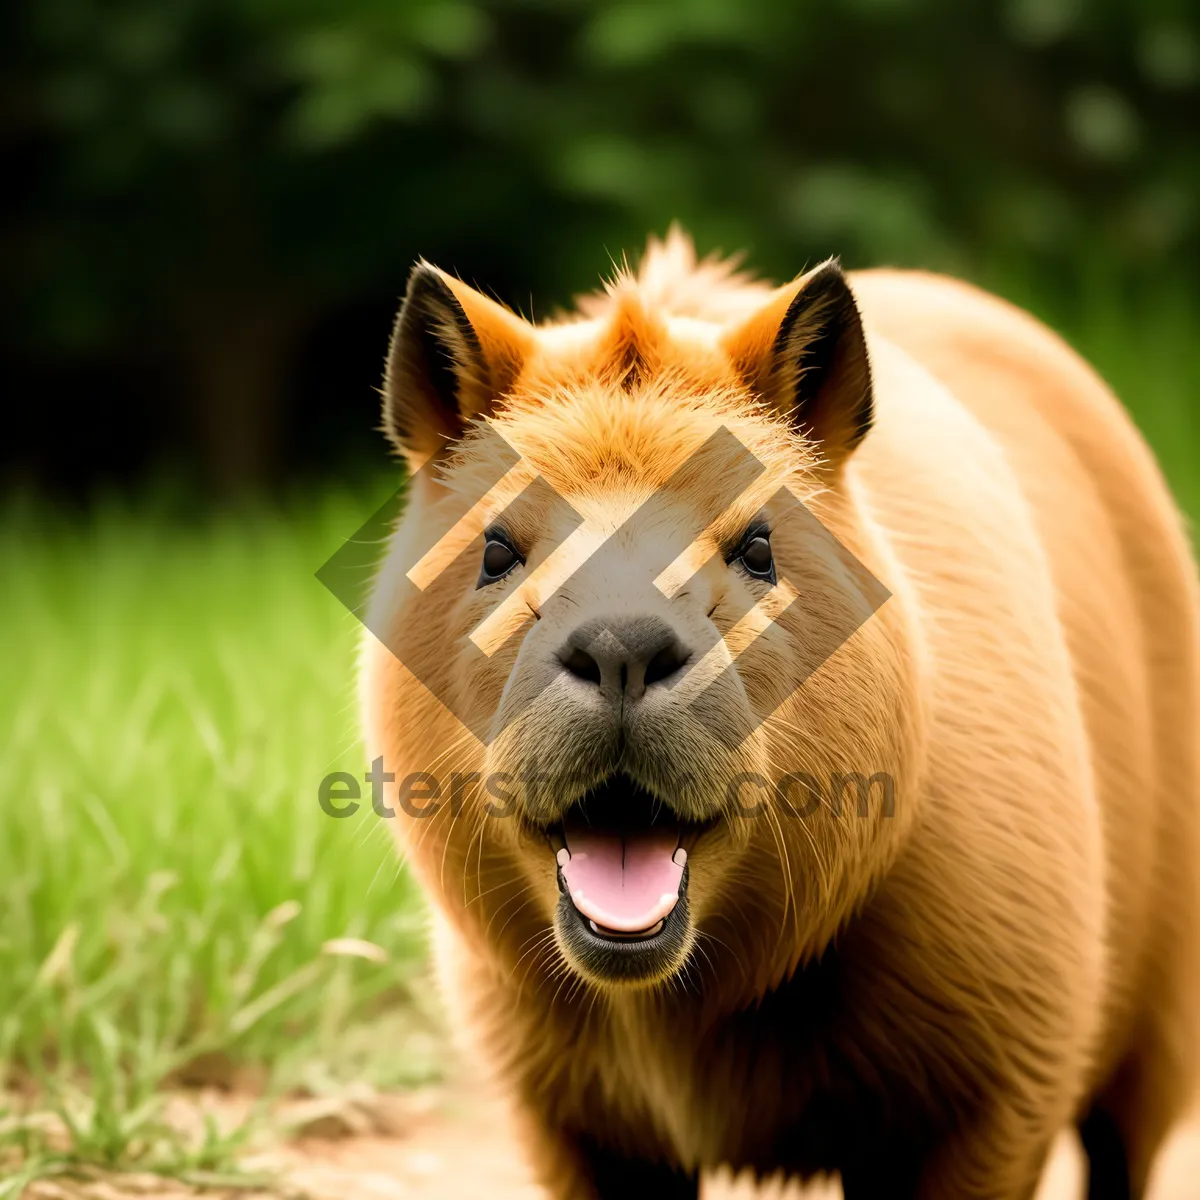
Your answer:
558,615 -> 691,700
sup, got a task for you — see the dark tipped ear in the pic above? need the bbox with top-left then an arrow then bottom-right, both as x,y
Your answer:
722,259 -> 872,470
383,263 -> 534,467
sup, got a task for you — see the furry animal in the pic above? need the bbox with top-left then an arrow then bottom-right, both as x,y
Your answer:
359,229 -> 1200,1199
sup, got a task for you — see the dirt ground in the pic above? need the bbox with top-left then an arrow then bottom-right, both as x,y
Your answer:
21,1070 -> 1200,1200
261,1089 -> 1200,1200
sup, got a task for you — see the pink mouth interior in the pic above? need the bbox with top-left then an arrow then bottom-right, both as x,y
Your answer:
559,827 -> 685,933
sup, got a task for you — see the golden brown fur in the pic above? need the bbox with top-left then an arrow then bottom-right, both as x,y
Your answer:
360,229 -> 1200,1198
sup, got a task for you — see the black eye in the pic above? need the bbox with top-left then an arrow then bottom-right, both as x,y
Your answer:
477,533 -> 522,588
733,530 -> 776,584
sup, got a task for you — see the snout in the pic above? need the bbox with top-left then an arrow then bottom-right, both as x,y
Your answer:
484,592 -> 770,841
481,602 -> 774,985
557,613 -> 692,703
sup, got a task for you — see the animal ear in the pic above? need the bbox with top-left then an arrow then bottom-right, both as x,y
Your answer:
383,263 -> 535,467
722,259 -> 872,470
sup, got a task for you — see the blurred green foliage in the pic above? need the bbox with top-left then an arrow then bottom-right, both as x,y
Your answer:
5,0 -> 1199,488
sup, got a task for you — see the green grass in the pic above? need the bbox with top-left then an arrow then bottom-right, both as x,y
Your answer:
0,1089 -> 265,1198
0,487 -> 437,1188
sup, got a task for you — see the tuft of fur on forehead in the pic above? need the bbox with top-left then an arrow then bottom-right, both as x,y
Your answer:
450,373 -> 820,517
431,228 -> 821,501
506,228 -> 779,402
575,224 -> 773,325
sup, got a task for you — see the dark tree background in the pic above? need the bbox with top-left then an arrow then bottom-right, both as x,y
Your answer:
3,0 -> 1197,498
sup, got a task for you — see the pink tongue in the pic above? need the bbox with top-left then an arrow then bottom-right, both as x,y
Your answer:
560,828 -> 684,933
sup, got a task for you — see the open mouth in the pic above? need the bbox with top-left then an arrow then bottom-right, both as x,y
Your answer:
557,824 -> 686,939
545,773 -> 711,977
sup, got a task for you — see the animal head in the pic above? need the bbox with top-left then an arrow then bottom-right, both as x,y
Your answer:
362,231 -> 921,999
